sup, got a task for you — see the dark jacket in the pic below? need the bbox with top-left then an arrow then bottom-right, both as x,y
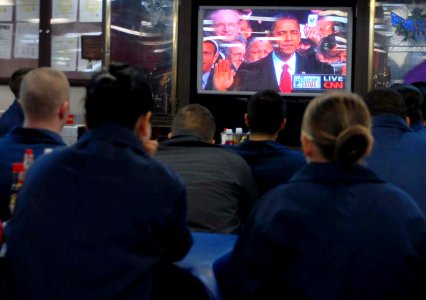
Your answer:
366,114 -> 426,214
232,51 -> 334,92
411,121 -> 426,137
217,163 -> 426,300
204,70 -> 215,90
232,140 -> 306,196
3,124 -> 192,300
0,127 -> 65,221
155,134 -> 257,234
0,100 -> 24,137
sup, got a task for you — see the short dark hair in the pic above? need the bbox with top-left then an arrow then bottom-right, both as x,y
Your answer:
411,81 -> 426,118
171,104 -> 216,142
364,87 -> 406,118
247,89 -> 286,135
9,68 -> 33,99
85,63 -> 153,129
271,13 -> 300,32
203,39 -> 219,55
392,84 -> 424,124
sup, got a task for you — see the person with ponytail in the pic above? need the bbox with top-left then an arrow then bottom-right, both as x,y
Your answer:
215,91 -> 426,300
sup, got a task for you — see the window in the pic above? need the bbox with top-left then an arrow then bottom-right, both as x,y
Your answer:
0,0 -> 103,84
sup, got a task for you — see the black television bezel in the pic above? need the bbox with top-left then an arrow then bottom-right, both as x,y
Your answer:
195,5 -> 354,98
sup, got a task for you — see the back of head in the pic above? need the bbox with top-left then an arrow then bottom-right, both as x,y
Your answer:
85,63 -> 153,130
412,81 -> 426,118
9,68 -> 34,99
364,87 -> 406,118
171,104 -> 215,142
247,89 -> 286,135
411,81 -> 426,97
20,67 -> 69,121
302,91 -> 372,164
391,84 -> 424,124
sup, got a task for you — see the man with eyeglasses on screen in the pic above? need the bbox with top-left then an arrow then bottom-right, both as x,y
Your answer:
245,37 -> 273,63
202,39 -> 219,90
224,40 -> 246,72
213,13 -> 334,93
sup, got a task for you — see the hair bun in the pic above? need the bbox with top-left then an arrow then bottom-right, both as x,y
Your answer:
334,125 -> 370,164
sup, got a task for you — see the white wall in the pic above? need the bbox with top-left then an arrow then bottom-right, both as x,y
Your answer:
0,85 -> 86,123
0,86 -> 13,110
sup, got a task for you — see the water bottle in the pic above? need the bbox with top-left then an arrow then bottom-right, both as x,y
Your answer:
233,127 -> 243,144
225,128 -> 234,145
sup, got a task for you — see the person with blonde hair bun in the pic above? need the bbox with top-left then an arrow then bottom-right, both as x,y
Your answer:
215,91 -> 426,300
300,91 -> 373,164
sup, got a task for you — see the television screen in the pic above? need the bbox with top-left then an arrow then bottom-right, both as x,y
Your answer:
197,6 -> 353,96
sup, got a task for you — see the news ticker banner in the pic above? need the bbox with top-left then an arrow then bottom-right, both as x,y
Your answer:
293,74 -> 346,90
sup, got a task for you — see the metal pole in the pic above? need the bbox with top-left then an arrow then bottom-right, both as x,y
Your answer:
103,0 -> 111,66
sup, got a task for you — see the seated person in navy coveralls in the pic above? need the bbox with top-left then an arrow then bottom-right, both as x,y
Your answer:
155,104 -> 257,234
391,84 -> 426,136
216,91 -> 426,300
365,87 -> 426,215
0,67 -> 67,222
2,64 -> 208,300
411,81 -> 426,127
232,89 -> 306,196
0,68 -> 33,137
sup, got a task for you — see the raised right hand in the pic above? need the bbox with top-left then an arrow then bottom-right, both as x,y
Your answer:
213,60 -> 235,91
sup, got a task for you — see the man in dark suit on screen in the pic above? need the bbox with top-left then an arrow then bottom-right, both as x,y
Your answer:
214,13 -> 334,93
202,39 -> 219,90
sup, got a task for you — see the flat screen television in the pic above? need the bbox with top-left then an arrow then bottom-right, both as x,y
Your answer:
197,6 -> 353,97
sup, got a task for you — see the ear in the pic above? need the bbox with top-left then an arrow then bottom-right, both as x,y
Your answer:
405,116 -> 411,126
279,118 -> 287,131
167,132 -> 173,139
135,111 -> 152,140
59,101 -> 70,121
300,133 -> 313,160
244,113 -> 249,127
214,51 -> 219,62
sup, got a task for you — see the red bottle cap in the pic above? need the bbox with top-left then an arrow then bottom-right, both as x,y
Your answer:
12,163 -> 25,173
66,114 -> 75,125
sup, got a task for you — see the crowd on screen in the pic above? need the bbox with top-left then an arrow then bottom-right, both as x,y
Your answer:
202,8 -> 348,92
